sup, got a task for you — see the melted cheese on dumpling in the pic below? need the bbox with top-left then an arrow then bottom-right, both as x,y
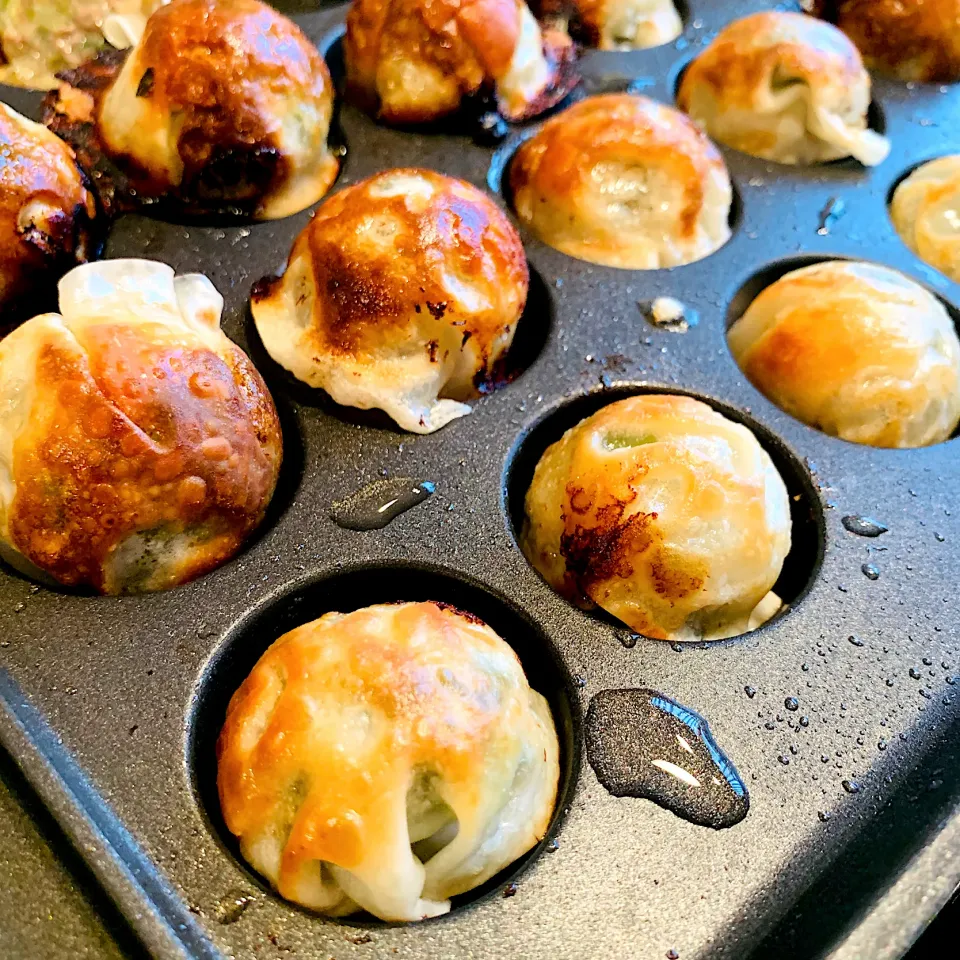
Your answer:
93,0 -> 338,219
217,601 -> 559,922
891,156 -> 960,285
509,93 -> 732,269
677,11 -> 889,166
251,169 -> 529,434
521,394 -> 792,642
0,259 -> 281,593
728,261 -> 960,448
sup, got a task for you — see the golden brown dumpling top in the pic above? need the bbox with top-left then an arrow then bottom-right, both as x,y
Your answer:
728,261 -> 960,448
890,156 -> 960,284
0,102 -> 97,326
0,259 -> 282,593
344,0 -> 578,124
677,11 -> 890,166
522,394 -> 791,642
538,0 -> 683,49
809,0 -> 960,83
251,168 -> 529,433
45,0 -> 338,219
509,93 -> 732,269
217,601 -> 559,921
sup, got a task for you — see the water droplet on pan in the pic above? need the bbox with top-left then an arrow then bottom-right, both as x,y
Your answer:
842,516 -> 888,537
816,197 -> 846,235
842,779 -> 861,794
330,478 -> 435,531
861,564 -> 880,580
784,697 -> 799,711
744,685 -> 757,699
584,688 -> 749,829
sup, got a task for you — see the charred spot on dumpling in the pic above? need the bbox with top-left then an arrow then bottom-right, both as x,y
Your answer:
0,102 -> 99,331
509,93 -> 732,269
216,601 -> 559,921
521,394 -> 792,642
728,260 -> 960,448
811,0 -> 960,83
41,0 -> 339,221
250,168 -> 529,434
677,11 -> 889,166
344,0 -> 580,127
0,259 -> 282,594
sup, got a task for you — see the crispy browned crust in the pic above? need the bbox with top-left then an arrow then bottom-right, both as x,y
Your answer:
253,168 -> 528,389
0,107 -> 99,329
815,0 -> 960,82
344,0 -> 579,124
509,93 -> 724,247
42,0 -> 333,218
8,324 -> 282,592
677,11 -> 865,111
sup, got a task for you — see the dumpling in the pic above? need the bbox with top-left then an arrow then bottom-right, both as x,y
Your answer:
217,600 -> 559,921
807,0 -> 960,83
537,0 -> 682,50
508,93 -> 732,269
43,0 -> 339,220
0,259 -> 282,593
0,102 -> 98,328
890,156 -> 960,284
728,261 -> 960,448
344,0 -> 579,124
251,168 -> 529,434
677,11 -> 890,166
521,394 -> 791,642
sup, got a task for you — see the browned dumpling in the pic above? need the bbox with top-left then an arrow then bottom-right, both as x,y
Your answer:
251,169 -> 529,433
677,11 -> 890,166
537,0 -> 682,50
509,94 -> 732,268
521,395 -> 791,642
0,102 -> 97,327
344,0 -> 579,124
728,261 -> 960,448
890,156 -> 960,283
43,0 -> 338,219
0,259 -> 282,593
808,0 -> 960,83
218,601 -> 559,921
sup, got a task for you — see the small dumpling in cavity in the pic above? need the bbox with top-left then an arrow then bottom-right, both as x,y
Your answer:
251,168 -> 529,434
890,156 -> 960,284
509,93 -> 732,269
217,600 -> 559,921
537,0 -> 682,50
44,0 -> 339,219
728,261 -> 960,448
806,0 -> 960,83
344,0 -> 579,124
0,259 -> 282,593
677,11 -> 890,166
0,103 -> 98,328
521,394 -> 792,642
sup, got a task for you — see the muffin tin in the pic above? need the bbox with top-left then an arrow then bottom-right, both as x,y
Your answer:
2,1 -> 960,957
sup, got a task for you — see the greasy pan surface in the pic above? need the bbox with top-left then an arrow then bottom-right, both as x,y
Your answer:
2,1 -> 960,957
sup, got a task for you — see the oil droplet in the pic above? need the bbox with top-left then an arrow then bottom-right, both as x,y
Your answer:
619,632 -> 640,649
503,882 -> 518,898
213,891 -> 255,925
817,810 -> 832,822
637,297 -> 698,333
909,667 -> 921,679
842,779 -> 861,794
848,635 -> 864,647
841,516 -> 888,537
744,685 -> 757,699
784,697 -> 799,711
666,951 -> 680,960
330,478 -> 435,531
584,688 -> 749,829
861,563 -> 880,580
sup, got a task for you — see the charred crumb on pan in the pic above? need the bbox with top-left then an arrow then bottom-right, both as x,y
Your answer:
426,301 -> 448,320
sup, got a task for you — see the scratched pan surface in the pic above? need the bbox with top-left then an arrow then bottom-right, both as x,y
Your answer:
3,1 -> 960,958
